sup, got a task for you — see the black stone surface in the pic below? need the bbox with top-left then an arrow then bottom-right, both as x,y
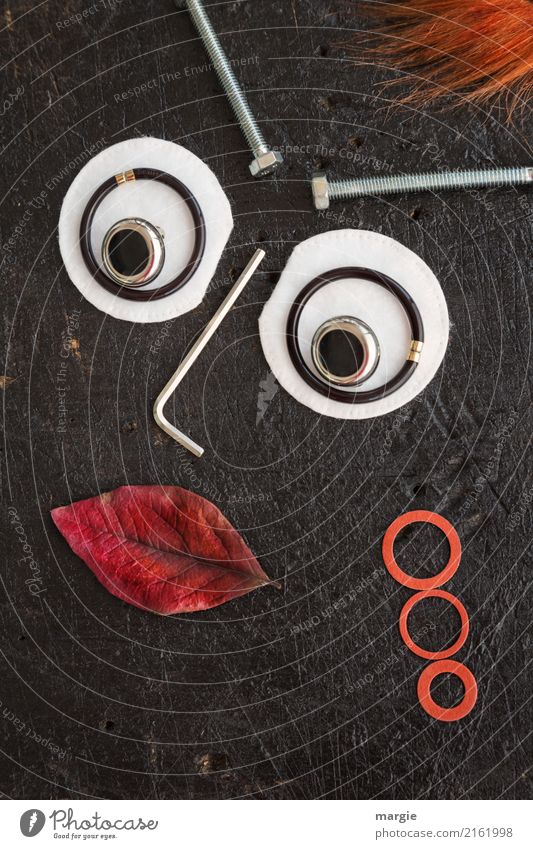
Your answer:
1,0 -> 531,800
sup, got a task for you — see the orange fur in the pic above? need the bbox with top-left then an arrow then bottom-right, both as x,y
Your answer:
352,0 -> 533,115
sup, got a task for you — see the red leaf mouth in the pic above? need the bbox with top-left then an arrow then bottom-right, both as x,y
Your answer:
51,485 -> 279,615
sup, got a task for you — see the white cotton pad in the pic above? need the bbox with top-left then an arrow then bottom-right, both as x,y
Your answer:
58,137 -> 233,323
259,230 -> 449,419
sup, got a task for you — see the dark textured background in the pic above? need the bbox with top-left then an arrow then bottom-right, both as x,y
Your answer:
1,0 -> 531,800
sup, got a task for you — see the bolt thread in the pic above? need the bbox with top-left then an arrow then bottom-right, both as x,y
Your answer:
184,0 -> 268,156
329,167 -> 533,200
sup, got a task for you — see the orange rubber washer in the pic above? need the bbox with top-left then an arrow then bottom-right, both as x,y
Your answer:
418,660 -> 478,721
399,589 -> 469,659
382,509 -> 461,590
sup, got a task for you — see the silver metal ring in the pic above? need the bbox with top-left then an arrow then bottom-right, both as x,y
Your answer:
311,316 -> 381,387
101,218 -> 165,288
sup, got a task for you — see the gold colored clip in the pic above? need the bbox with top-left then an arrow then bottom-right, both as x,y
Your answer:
407,340 -> 424,363
115,169 -> 136,185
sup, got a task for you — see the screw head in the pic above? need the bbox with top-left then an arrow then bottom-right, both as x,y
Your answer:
312,172 -> 330,209
249,150 -> 283,178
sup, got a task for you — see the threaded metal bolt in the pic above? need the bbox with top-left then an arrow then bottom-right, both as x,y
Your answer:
176,0 -> 282,178
312,167 -> 533,209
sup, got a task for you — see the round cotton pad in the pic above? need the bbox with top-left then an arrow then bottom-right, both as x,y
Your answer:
259,230 -> 449,419
59,137 -> 233,323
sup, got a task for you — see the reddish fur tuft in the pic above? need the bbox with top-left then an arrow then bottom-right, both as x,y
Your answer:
353,0 -> 533,116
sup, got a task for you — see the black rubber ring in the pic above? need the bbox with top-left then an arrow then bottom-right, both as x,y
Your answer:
286,267 -> 424,404
79,167 -> 206,301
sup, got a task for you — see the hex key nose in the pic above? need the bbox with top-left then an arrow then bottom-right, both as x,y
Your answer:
153,249 -> 266,457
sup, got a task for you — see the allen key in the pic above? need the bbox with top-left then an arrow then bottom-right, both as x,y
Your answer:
153,249 -> 266,458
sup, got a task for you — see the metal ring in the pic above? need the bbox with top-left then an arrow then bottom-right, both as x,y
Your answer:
417,660 -> 478,722
101,218 -> 165,288
382,510 -> 462,590
311,316 -> 380,387
286,267 -> 424,404
79,168 -> 206,302
399,589 -> 469,660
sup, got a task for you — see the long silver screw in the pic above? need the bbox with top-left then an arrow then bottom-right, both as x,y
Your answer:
176,0 -> 282,178
312,167 -> 533,209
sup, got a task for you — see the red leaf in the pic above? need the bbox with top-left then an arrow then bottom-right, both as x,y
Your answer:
51,485 -> 278,615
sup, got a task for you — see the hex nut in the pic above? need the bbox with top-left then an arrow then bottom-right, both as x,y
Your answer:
312,172 -> 330,210
249,150 -> 283,178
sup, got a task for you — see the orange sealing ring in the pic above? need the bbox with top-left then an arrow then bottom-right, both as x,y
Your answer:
382,510 -> 461,589
399,589 -> 469,659
418,660 -> 478,722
